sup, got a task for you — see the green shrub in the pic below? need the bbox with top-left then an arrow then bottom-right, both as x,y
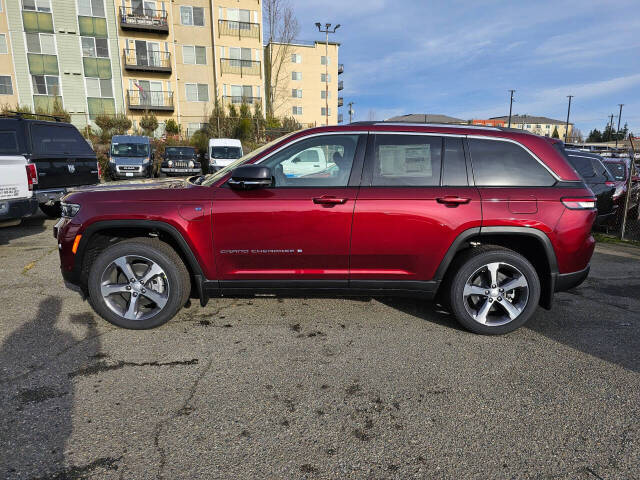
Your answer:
140,112 -> 158,136
165,118 -> 180,135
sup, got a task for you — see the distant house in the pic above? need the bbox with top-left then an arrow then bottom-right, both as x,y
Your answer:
473,115 -> 573,138
386,114 -> 468,125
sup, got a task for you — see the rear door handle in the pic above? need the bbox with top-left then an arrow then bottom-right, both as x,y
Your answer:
313,195 -> 348,206
437,196 -> 471,206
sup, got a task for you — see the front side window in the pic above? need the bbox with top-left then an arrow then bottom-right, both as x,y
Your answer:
260,135 -> 360,188
468,138 -> 555,186
371,135 -> 442,187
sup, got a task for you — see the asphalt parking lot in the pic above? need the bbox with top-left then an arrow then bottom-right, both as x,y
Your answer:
1,215 -> 639,480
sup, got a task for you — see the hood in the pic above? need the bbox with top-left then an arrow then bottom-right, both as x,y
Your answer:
111,156 -> 148,165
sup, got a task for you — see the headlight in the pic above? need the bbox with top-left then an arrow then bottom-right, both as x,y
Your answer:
188,160 -> 195,168
108,157 -> 115,163
168,160 -> 173,167
142,157 -> 150,164
61,202 -> 81,217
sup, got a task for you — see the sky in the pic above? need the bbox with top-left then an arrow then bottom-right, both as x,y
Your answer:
290,0 -> 640,137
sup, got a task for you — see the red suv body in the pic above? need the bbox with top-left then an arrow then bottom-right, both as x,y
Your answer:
55,123 -> 596,334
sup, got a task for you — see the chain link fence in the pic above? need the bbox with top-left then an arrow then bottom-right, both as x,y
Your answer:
606,137 -> 640,242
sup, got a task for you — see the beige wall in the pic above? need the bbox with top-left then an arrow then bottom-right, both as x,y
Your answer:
266,41 -> 340,127
512,121 -> 573,138
0,0 -> 20,107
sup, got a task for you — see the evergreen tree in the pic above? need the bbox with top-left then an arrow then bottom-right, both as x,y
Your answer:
586,129 -> 602,142
551,126 -> 559,138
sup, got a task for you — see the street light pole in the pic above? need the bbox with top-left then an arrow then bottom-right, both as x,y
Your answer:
316,22 -> 340,126
615,103 -> 624,149
507,89 -> 515,128
564,95 -> 573,143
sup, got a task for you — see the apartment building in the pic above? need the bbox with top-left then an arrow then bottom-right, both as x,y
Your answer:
264,40 -> 342,127
473,115 -> 573,138
2,0 -> 125,127
1,0 -> 264,134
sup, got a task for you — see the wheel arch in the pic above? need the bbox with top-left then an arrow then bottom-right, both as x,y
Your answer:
434,226 -> 558,309
74,220 -> 207,301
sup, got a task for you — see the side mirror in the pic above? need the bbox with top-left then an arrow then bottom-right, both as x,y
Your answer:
228,165 -> 272,190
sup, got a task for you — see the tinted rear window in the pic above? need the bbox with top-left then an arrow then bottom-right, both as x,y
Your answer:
468,139 -> 555,187
605,162 -> 625,181
0,131 -> 19,154
31,124 -> 94,155
442,137 -> 467,186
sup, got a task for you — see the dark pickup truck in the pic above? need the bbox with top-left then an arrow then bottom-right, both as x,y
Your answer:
0,116 -> 99,217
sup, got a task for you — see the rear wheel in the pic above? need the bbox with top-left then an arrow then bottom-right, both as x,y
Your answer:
39,202 -> 61,218
87,238 -> 190,329
448,247 -> 540,334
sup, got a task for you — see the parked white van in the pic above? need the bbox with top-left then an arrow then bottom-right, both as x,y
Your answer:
208,138 -> 243,172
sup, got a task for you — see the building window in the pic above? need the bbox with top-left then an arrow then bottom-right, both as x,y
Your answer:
23,0 -> 51,12
227,8 -> 251,24
85,77 -> 112,98
25,32 -> 56,54
321,73 -> 331,82
183,45 -> 206,65
31,74 -> 59,95
0,76 -> 13,95
292,71 -> 302,81
321,107 -> 331,116
187,122 -> 206,137
321,90 -> 330,99
0,34 -> 7,54
180,6 -> 205,26
291,89 -> 302,98
292,106 -> 302,115
291,53 -> 301,63
185,83 -> 208,102
321,55 -> 330,65
81,36 -> 108,57
77,0 -> 105,17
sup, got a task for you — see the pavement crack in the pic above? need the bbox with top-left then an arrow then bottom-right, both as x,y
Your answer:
68,358 -> 199,378
30,456 -> 122,480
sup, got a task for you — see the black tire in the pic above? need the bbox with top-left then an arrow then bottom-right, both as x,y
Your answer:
447,246 -> 540,335
87,238 -> 190,329
39,202 -> 61,218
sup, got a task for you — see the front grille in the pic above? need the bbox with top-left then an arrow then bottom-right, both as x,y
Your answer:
174,161 -> 189,168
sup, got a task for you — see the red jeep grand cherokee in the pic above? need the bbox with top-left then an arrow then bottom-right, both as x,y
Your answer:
55,123 -> 596,334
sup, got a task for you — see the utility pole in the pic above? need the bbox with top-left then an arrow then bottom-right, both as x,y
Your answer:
347,101 -> 354,123
615,103 -> 624,149
564,95 -> 573,143
315,22 -> 340,126
507,90 -> 515,128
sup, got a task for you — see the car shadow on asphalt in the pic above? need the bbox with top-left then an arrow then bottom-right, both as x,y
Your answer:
0,214 -> 47,246
375,297 -> 467,332
0,296 -> 111,478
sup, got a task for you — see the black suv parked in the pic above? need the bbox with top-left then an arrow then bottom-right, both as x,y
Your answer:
0,115 -> 99,217
564,149 -> 616,227
160,146 -> 202,177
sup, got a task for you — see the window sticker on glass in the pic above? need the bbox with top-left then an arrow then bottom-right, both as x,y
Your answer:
378,144 -> 432,177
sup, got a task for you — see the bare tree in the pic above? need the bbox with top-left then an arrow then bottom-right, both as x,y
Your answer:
264,0 -> 299,118
568,127 -> 584,143
366,110 -> 377,121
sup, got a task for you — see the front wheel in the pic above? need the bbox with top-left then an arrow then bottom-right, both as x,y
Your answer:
448,247 -> 540,335
87,238 -> 190,329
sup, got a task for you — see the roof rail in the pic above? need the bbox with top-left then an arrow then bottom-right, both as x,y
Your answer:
0,111 -> 65,122
375,122 -> 501,131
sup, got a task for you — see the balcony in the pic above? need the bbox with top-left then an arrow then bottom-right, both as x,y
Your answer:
218,19 -> 260,39
338,97 -> 343,107
123,49 -> 171,73
127,89 -> 174,111
220,58 -> 262,78
119,6 -> 168,33
338,64 -> 344,74
338,80 -> 343,91
222,95 -> 261,105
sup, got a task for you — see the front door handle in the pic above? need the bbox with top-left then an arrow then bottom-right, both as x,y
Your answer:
437,196 -> 471,206
313,195 -> 348,206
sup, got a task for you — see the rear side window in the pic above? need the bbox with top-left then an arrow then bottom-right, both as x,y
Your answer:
31,124 -> 94,155
0,131 -> 19,154
592,158 -> 613,182
442,137 -> 467,186
372,135 -> 442,186
567,155 -> 596,179
468,139 -> 555,187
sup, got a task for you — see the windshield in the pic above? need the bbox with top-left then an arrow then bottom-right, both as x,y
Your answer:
199,132 -> 299,186
605,162 -> 626,181
111,143 -> 149,157
166,147 -> 195,158
211,146 -> 243,159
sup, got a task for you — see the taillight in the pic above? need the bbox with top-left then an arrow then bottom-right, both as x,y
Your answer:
26,164 -> 38,191
561,197 -> 596,210
605,181 -> 615,187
